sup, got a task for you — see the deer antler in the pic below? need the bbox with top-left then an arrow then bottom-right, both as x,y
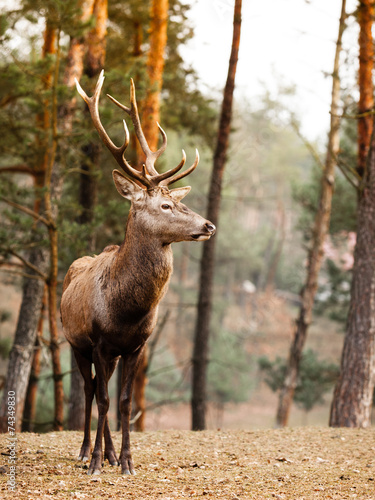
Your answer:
76,71 -> 199,189
159,149 -> 199,187
75,71 -> 153,189
106,79 -> 167,177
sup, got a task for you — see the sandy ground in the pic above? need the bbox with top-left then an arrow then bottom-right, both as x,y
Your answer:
1,427 -> 375,499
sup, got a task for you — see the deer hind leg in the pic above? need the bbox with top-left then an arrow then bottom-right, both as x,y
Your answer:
87,348 -> 113,475
73,349 -> 96,463
119,348 -> 144,475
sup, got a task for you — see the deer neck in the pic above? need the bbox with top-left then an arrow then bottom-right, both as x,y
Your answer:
114,211 -> 173,311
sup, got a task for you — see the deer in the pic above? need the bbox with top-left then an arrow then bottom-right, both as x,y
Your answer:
60,71 -> 215,476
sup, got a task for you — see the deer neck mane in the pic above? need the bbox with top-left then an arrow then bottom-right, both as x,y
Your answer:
113,210 -> 173,311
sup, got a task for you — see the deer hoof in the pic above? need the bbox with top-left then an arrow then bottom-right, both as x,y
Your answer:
78,444 -> 91,463
88,469 -> 101,476
122,469 -> 136,476
87,455 -> 103,475
121,463 -> 136,475
105,450 -> 119,466
87,466 -> 102,476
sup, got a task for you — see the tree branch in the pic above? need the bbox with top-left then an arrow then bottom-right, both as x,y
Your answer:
7,249 -> 47,280
291,120 -> 325,170
1,197 -> 50,227
0,164 -> 35,176
0,268 -> 46,281
331,108 -> 375,120
335,156 -> 360,190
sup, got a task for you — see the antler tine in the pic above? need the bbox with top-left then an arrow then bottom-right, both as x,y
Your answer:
160,149 -> 200,187
121,155 -> 153,188
152,149 -> 186,184
106,93 -> 130,114
128,79 -> 155,168
108,80 -> 169,176
154,122 -> 168,159
75,70 -> 131,171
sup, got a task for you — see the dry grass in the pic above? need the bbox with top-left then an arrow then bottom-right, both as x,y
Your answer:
1,427 -> 375,499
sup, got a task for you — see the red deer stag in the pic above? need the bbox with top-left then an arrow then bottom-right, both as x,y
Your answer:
60,71 -> 215,476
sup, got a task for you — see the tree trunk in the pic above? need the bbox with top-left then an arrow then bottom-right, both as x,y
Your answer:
22,291 -> 46,432
86,0 -> 107,78
0,20 -> 58,433
0,250 -> 48,432
330,1 -> 375,427
191,0 -> 242,431
330,121 -> 375,427
132,349 -> 148,432
357,0 -> 374,178
136,0 -> 168,165
78,0 -> 107,242
44,24 -> 65,431
275,0 -> 346,428
66,0 -> 102,431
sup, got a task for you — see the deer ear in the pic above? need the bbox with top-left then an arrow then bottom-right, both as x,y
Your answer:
112,169 -> 144,201
169,186 -> 191,202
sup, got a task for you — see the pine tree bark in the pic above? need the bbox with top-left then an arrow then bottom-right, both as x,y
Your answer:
0,249 -> 48,432
330,120 -> 375,427
329,0 -> 375,428
275,0 -> 346,428
357,0 -> 374,178
191,0 -> 242,431
136,0 -> 168,164
22,292 -> 45,432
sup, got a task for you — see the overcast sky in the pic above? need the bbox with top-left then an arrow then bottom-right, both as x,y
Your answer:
182,0 -> 358,141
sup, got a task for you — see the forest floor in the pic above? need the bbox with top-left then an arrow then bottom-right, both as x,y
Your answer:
1,427 -> 375,499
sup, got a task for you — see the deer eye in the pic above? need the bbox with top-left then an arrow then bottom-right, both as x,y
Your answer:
161,203 -> 171,210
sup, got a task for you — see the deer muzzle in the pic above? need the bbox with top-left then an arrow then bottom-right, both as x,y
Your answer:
191,222 -> 216,241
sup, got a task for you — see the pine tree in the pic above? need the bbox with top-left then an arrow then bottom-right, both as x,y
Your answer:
191,0 -> 242,431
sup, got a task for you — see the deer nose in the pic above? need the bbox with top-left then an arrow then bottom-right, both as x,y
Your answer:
205,222 -> 216,234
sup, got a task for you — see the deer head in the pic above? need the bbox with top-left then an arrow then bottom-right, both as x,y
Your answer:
75,71 -> 216,245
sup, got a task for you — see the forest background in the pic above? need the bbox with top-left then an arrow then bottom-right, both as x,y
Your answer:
0,0 -> 369,433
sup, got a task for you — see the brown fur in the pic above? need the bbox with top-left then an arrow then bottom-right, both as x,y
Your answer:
61,181 -> 215,475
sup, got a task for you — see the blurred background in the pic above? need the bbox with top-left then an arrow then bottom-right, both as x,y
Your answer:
0,0 -> 366,432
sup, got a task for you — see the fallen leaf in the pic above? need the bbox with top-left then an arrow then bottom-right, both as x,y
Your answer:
275,457 -> 293,464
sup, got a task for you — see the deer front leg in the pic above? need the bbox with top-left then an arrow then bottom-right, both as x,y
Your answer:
119,350 -> 143,475
87,350 -> 111,475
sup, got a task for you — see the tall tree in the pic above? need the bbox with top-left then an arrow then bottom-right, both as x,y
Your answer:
67,0 -> 106,431
275,0 -> 347,427
0,17 -> 59,432
191,0 -> 242,431
330,0 -> 375,428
